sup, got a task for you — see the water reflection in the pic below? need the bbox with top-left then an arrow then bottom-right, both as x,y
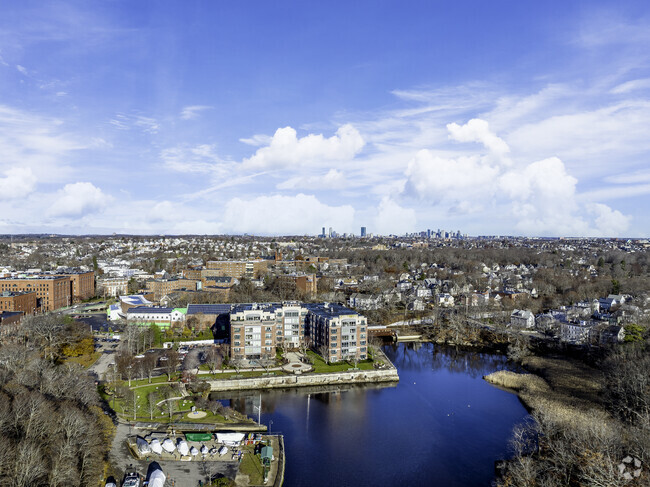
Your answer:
385,341 -> 522,378
216,343 -> 528,487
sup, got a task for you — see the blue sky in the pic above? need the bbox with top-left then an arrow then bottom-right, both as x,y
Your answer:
1,1 -> 650,237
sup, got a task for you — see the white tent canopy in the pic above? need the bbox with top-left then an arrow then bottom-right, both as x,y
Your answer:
216,432 -> 245,446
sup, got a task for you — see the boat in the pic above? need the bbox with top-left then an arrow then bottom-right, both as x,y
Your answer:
122,468 -> 141,487
146,463 -> 166,487
150,438 -> 163,455
161,438 -> 175,453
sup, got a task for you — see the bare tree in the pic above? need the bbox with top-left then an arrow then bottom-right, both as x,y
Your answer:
23,315 -> 64,362
163,349 -> 180,381
205,347 -> 223,374
116,352 -> 135,386
141,353 -> 156,384
147,391 -> 158,420
318,344 -> 330,363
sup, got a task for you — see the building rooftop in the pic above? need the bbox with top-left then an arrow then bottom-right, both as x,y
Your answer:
127,306 -> 174,314
187,304 -> 232,315
305,302 -> 358,318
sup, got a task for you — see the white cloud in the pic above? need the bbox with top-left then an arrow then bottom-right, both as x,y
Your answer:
590,203 -> 631,236
161,144 -> 225,173
242,124 -> 364,170
404,151 -> 499,206
276,169 -> 345,190
180,105 -> 212,120
372,197 -> 417,236
0,105 -> 84,183
239,134 -> 273,147
447,118 -> 510,157
222,194 -> 354,235
109,113 -> 159,133
48,182 -> 109,217
401,119 -> 631,236
610,78 -> 650,94
16,64 -> 28,75
0,168 -> 36,200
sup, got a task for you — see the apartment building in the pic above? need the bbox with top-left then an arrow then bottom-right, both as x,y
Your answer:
278,273 -> 317,296
0,276 -> 71,312
305,303 -> 368,363
206,259 -> 268,279
230,303 -> 279,361
0,290 -> 38,315
97,276 -> 129,297
146,278 -> 199,301
58,271 -> 96,303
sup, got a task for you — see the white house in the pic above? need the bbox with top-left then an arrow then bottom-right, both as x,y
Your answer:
436,293 -> 455,307
510,309 -> 535,329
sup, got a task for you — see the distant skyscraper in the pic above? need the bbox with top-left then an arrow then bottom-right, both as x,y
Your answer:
328,227 -> 333,238
360,226 -> 366,237
322,227 -> 326,237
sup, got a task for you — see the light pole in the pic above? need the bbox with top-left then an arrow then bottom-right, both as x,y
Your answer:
269,419 -> 273,435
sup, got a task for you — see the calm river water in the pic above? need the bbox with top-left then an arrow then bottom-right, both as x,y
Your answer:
215,343 -> 529,486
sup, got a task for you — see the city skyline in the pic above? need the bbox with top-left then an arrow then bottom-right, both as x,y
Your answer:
1,1 -> 650,237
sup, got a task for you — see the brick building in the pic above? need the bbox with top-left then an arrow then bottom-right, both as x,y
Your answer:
146,278 -> 199,301
59,271 -> 95,303
0,290 -> 38,315
0,276 -> 71,312
278,273 -> 317,296
206,259 -> 268,279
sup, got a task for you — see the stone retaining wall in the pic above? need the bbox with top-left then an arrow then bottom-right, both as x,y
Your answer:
207,367 -> 399,392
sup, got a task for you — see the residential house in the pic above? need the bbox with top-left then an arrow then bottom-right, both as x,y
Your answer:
510,309 -> 535,329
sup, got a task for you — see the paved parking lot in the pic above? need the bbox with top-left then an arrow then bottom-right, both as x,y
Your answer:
108,423 -> 239,486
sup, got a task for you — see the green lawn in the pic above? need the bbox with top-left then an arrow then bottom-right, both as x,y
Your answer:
238,445 -> 265,485
109,382 -> 232,423
307,351 -> 375,373
129,375 -> 176,387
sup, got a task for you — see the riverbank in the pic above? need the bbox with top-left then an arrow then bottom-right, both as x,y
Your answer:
208,367 -> 399,392
484,355 -> 611,428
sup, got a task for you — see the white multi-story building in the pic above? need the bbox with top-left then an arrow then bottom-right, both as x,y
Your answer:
305,303 -> 367,363
230,302 -> 308,361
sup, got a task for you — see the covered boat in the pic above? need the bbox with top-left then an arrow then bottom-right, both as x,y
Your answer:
200,445 -> 209,456
189,446 -> 199,456
136,437 -> 151,455
161,438 -> 175,453
147,463 -> 166,487
150,438 -> 163,455
218,445 -> 228,456
177,439 -> 189,456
